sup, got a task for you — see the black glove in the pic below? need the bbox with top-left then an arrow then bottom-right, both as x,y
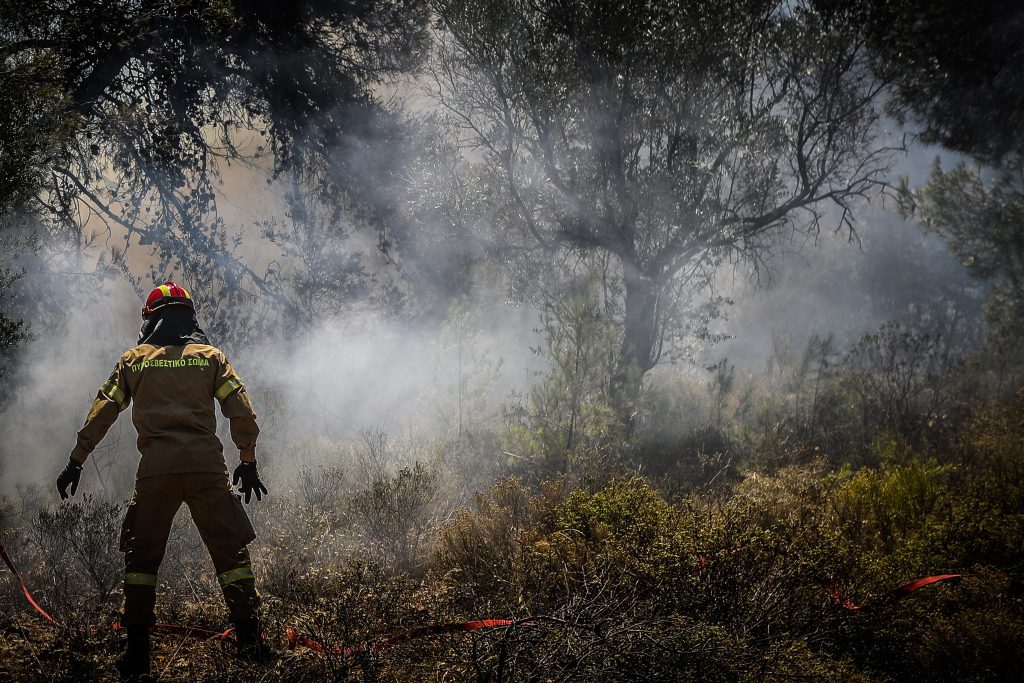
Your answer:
56,457 -> 84,500
232,461 -> 268,504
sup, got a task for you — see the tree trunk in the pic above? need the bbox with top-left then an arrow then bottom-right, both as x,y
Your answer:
610,269 -> 658,435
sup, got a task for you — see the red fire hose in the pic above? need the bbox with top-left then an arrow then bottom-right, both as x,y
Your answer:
1,541 -> 515,653
1,539 -> 964,655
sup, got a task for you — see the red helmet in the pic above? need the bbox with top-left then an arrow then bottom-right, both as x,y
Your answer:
142,281 -> 194,318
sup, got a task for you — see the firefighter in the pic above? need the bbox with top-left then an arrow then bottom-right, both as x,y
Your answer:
55,282 -> 282,679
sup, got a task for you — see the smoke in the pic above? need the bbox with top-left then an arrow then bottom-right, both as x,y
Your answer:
0,275 -> 139,492
710,205 -> 984,369
707,143 -> 984,370
242,299 -> 539,450
0,47 -> 987,497
0,230 -> 543,495
0,134 -> 985,496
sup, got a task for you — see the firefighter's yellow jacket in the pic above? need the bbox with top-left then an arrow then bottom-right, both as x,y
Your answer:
70,343 -> 259,478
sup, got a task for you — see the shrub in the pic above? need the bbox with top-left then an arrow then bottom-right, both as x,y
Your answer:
429,477 -> 542,604
296,464 -> 347,530
553,477 -> 683,581
349,460 -> 440,571
30,495 -> 124,622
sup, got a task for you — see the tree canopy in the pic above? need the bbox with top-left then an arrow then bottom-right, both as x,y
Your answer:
431,0 -> 895,425
854,0 -> 1024,346
1,0 -> 430,340
854,0 -> 1024,168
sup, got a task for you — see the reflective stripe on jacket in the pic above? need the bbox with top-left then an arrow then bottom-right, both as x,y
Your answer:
70,344 -> 259,478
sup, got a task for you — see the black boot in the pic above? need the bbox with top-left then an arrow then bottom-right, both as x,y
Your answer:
116,626 -> 152,681
234,616 -> 290,663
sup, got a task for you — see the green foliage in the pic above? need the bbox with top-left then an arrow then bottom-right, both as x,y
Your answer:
503,274 -> 623,474
1,0 -> 431,345
823,421 -> 1024,606
4,396 -> 1024,681
912,161 -> 1024,353
725,322 -> 966,469
858,0 -> 1024,364
0,49 -> 72,213
4,3 -> 1024,680
830,449 -> 954,571
0,51 -> 74,394
553,477 -> 682,579
855,0 -> 1024,167
905,570 -> 1024,683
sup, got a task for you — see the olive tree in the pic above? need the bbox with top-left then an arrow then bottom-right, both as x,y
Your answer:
430,0 -> 896,428
1,0 -> 429,340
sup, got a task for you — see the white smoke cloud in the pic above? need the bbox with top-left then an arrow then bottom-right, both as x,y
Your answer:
0,108 -> 985,498
0,254 -> 542,495
0,276 -> 140,493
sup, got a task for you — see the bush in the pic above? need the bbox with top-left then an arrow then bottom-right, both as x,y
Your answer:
29,495 -> 124,623
3,384 -> 1024,681
553,477 -> 684,581
296,464 -> 347,531
349,460 -> 441,571
429,477 -> 544,604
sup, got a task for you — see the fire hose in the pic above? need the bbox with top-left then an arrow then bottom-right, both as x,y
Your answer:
2,540 -> 962,654
1,541 -> 516,654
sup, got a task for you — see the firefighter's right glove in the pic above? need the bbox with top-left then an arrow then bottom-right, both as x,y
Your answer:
56,457 -> 84,500
232,461 -> 268,504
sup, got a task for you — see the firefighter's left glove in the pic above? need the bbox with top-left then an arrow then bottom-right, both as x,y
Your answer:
232,461 -> 268,504
56,457 -> 84,500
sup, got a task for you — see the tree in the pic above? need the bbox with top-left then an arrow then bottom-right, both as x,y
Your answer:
430,0 -> 895,430
852,0 -> 1024,168
504,267 -> 620,471
1,0 -> 430,341
857,0 -> 1024,348
912,162 -> 1024,349
0,50 -> 74,409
